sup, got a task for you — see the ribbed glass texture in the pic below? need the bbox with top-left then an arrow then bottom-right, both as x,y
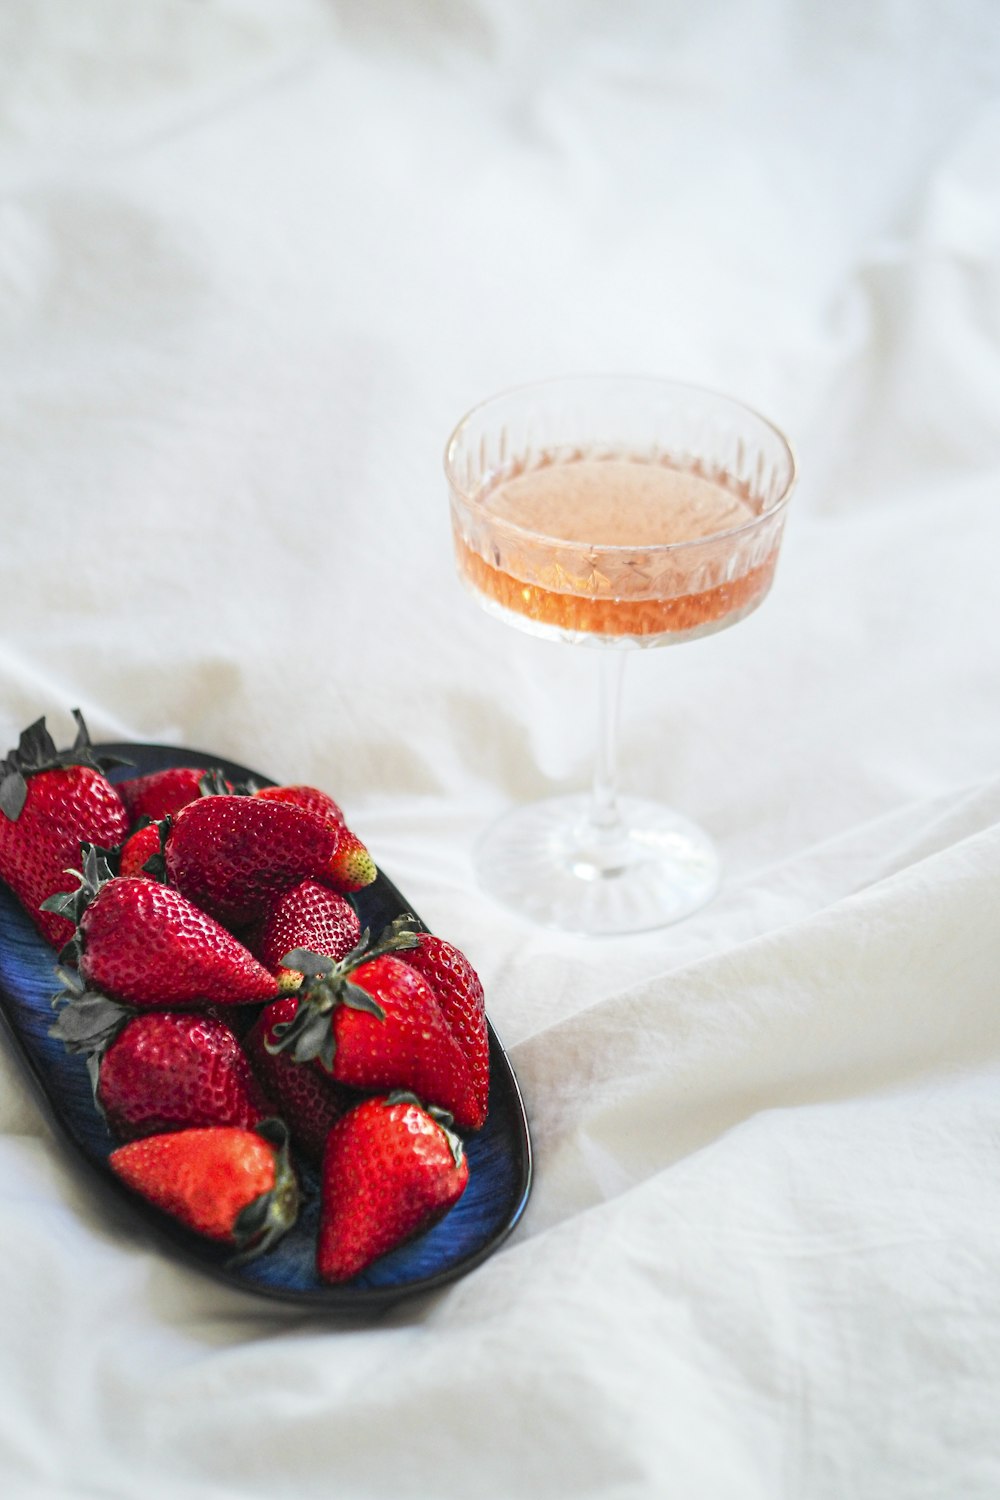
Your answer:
446,376 -> 797,647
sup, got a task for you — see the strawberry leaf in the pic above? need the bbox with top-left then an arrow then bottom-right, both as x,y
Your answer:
254,1118 -> 291,1151
49,990 -> 129,1051
292,1009 -> 338,1065
42,842 -> 116,928
384,913 -> 423,945
66,709 -> 132,773
316,1026 -> 337,1074
17,717 -> 58,766
234,1188 -> 271,1242
49,974 -> 133,1112
69,708 -> 89,752
39,886 -> 80,919
282,949 -> 335,980
325,915 -> 422,983
268,1003 -> 337,1068
0,711 -> 132,798
198,769 -> 231,797
0,767 -> 28,821
339,980 -> 385,1020
228,1119 -> 299,1265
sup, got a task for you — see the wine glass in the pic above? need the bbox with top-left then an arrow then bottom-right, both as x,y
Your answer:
444,375 -> 796,936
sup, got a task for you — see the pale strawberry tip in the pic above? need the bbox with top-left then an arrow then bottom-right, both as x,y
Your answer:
326,839 -> 378,892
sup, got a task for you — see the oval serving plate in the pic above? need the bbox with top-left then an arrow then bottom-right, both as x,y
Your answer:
0,742 -> 532,1310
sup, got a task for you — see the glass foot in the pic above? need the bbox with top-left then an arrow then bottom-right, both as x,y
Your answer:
474,793 -> 720,935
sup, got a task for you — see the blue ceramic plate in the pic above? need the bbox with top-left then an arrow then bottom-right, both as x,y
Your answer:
0,742 -> 532,1309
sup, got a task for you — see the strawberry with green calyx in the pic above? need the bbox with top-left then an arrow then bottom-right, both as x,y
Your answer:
118,766 -> 232,827
0,710 -> 131,948
108,1119 -> 299,1260
245,879 -> 361,992
117,817 -> 169,879
244,995 -> 356,1164
50,971 -> 272,1141
404,934 -> 490,1130
267,917 -> 482,1131
162,794 -> 344,927
317,1092 -> 469,1283
42,844 -> 280,1008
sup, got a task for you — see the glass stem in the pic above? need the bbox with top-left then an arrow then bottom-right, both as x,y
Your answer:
589,651 -> 627,836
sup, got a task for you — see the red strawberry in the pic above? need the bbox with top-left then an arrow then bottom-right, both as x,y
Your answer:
321,826 -> 377,895
252,783 -> 376,894
117,820 -> 162,879
267,919 -> 481,1129
163,795 -> 342,927
317,1092 -> 468,1282
118,766 -> 231,825
246,879 -> 361,991
51,981 -> 271,1140
404,934 -> 489,1129
253,783 -> 346,827
0,711 -> 129,947
108,1120 -> 299,1258
44,846 -> 279,1008
244,996 -> 355,1163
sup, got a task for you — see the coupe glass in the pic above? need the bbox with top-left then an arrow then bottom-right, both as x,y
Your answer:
444,375 -> 796,935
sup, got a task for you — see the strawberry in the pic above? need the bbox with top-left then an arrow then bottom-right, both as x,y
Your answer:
51,978 -> 271,1140
404,934 -> 490,1129
321,826 -> 377,895
252,783 -> 345,827
43,845 -> 279,1008
244,995 -> 355,1163
118,766 -> 231,826
246,879 -> 361,991
267,918 -> 481,1130
251,783 -> 376,894
316,1092 -> 468,1282
162,794 -> 342,927
0,711 -> 130,948
117,820 -> 163,879
108,1120 -> 299,1258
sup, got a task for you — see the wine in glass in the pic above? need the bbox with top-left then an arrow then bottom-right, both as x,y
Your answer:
444,376 -> 796,935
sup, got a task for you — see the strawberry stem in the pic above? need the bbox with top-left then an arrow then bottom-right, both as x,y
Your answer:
0,711 -> 132,821
198,769 -> 232,797
39,842 -> 118,962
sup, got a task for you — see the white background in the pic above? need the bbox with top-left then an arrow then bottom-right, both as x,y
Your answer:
1,2 -> 999,1496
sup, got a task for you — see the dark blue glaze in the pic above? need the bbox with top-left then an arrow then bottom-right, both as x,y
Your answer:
0,742 -> 532,1310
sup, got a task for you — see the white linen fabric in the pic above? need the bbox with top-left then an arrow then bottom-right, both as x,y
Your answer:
1,2 -> 999,1496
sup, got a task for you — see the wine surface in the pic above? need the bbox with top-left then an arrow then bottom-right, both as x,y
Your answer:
483,459 -> 755,546
454,455 -> 779,642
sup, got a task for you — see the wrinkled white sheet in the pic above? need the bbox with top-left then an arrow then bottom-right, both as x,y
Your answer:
2,2 -> 999,1496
